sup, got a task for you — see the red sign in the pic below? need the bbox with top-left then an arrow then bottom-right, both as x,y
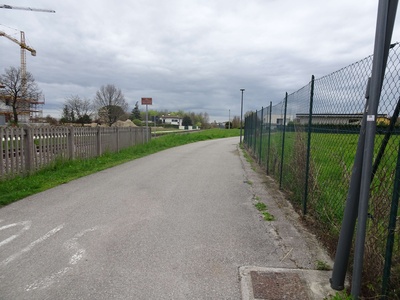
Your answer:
141,98 -> 152,105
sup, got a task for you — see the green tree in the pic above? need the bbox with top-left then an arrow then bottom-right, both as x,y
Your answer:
45,115 -> 58,125
60,105 -> 72,123
77,114 -> 92,125
63,95 -> 92,123
130,101 -> 141,120
232,116 -> 240,128
182,115 -> 192,127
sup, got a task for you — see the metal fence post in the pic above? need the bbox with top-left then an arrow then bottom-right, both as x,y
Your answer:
351,1 -> 398,297
253,110 -> 258,153
252,113 -> 255,148
267,102 -> 272,175
279,93 -> 288,189
244,116 -> 247,145
331,80 -> 370,291
248,113 -> 252,148
259,107 -> 264,163
303,76 -> 315,215
372,97 -> 400,177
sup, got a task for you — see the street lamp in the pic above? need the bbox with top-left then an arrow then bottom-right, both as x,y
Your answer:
240,88 -> 245,144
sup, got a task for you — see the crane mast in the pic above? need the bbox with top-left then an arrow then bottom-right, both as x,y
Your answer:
0,30 -> 36,92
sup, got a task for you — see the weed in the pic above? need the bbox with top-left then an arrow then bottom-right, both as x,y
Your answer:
255,202 -> 267,211
241,145 -> 257,170
325,291 -> 353,300
262,211 -> 275,221
315,260 -> 331,271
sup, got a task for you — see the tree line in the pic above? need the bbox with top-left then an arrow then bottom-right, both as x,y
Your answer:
1,66 -> 241,129
60,88 -> 213,129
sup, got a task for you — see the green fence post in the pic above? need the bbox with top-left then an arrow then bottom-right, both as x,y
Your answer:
253,110 -> 258,153
267,102 -> 272,175
250,112 -> 254,150
279,93 -> 288,189
303,76 -> 315,215
247,115 -> 250,146
381,142 -> 400,299
243,117 -> 246,145
259,107 -> 264,163
352,2 -> 398,297
372,97 -> 400,178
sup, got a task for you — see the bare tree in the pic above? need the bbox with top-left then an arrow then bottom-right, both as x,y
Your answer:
94,84 -> 128,126
0,67 -> 42,124
232,115 -> 241,128
62,95 -> 93,123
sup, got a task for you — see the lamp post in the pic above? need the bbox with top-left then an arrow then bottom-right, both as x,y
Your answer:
240,88 -> 245,144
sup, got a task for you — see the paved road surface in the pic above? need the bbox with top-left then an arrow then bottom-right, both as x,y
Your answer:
0,137 -> 330,299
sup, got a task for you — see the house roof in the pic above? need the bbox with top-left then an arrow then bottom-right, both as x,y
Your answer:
161,115 -> 182,119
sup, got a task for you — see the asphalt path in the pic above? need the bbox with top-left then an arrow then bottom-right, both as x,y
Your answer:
0,137 -> 328,299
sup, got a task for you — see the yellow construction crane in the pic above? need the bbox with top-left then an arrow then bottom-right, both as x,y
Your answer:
0,4 -> 55,13
0,30 -> 36,83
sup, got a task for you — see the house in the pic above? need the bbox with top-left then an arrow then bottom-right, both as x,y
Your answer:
160,115 -> 182,126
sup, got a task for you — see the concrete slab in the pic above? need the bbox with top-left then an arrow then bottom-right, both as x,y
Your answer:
240,266 -> 336,300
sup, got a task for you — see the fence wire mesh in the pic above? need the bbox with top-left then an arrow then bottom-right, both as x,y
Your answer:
244,43 -> 400,298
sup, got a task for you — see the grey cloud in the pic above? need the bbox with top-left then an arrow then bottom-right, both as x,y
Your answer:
1,0 -> 399,121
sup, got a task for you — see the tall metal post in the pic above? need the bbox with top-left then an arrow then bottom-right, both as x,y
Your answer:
331,81 -> 370,291
145,104 -> 149,142
352,1 -> 398,298
240,89 -> 245,144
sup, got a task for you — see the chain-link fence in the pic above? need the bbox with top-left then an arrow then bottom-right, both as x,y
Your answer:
244,43 -> 400,298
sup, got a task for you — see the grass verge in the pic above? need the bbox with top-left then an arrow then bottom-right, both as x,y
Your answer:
0,129 -> 240,207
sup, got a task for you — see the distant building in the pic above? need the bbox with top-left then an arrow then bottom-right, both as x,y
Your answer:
294,113 -> 389,125
160,115 -> 182,126
263,114 -> 293,125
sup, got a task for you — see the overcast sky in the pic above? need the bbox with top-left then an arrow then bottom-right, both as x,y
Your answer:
1,1 -> 399,122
